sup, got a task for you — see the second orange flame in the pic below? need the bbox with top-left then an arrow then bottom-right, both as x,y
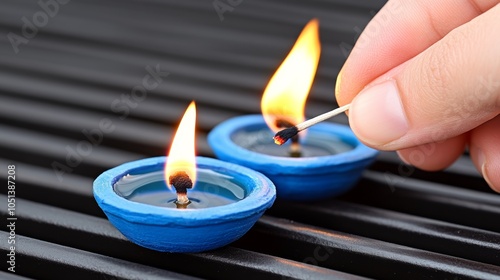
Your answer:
261,19 -> 321,132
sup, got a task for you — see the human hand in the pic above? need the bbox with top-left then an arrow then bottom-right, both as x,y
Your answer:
335,0 -> 500,192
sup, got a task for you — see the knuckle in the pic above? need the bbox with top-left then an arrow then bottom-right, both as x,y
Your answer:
418,29 -> 470,110
425,31 -> 467,92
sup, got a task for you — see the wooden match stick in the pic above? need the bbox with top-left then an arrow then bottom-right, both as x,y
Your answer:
274,104 -> 351,145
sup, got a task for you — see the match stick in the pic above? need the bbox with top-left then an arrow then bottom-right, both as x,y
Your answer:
274,104 -> 351,145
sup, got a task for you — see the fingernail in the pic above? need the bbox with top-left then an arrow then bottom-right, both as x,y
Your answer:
350,80 -> 409,146
396,150 -> 411,165
479,154 -> 497,193
476,148 -> 498,192
482,164 -> 495,190
476,147 -> 486,170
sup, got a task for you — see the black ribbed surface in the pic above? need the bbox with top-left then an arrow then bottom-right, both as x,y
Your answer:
1,0 -> 499,279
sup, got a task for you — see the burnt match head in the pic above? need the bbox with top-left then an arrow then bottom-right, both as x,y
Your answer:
273,126 -> 299,146
169,171 -> 193,194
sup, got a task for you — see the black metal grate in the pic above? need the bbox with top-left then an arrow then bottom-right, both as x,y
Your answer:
1,0 -> 499,279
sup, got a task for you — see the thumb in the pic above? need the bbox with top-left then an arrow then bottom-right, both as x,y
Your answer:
348,4 -> 500,150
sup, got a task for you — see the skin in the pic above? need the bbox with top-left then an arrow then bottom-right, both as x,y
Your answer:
335,0 -> 500,192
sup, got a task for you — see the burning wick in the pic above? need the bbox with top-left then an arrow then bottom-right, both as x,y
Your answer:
275,119 -> 302,157
169,171 -> 193,208
274,104 -> 351,145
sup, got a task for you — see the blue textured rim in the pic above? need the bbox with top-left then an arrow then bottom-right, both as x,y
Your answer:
207,115 -> 378,174
93,156 -> 276,226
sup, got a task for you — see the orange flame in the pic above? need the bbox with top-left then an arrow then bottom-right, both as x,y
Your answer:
165,101 -> 197,189
261,19 -> 321,132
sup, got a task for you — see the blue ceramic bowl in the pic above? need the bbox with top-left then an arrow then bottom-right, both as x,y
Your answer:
208,115 -> 378,201
93,156 -> 276,253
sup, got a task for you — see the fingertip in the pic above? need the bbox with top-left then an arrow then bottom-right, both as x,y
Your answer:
482,163 -> 500,193
334,68 -> 346,105
470,115 -> 500,193
396,150 -> 411,165
472,145 -> 500,193
349,80 -> 409,148
396,135 -> 467,171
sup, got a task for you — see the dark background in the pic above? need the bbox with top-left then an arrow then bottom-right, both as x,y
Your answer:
1,0 -> 499,279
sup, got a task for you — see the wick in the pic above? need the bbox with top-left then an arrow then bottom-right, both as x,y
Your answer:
169,171 -> 193,208
289,135 -> 301,158
175,194 -> 190,209
275,119 -> 302,157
